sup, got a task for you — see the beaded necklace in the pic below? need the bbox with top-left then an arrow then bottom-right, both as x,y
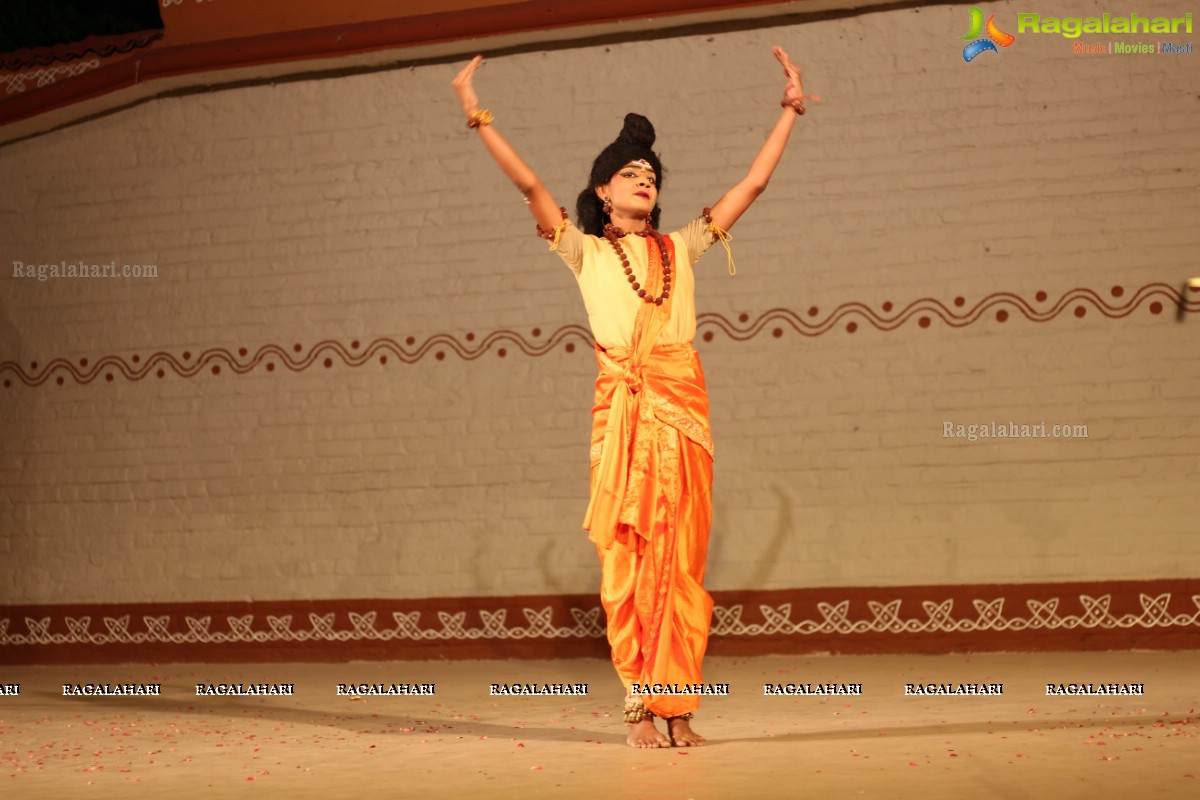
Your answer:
602,223 -> 671,306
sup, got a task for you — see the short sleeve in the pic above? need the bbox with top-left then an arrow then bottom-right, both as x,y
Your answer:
549,222 -> 585,276
675,214 -> 717,267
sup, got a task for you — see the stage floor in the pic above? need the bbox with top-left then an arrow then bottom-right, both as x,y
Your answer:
2,651 -> 1196,799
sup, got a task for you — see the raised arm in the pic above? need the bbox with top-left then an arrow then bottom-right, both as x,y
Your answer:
451,56 -> 565,233
707,47 -> 807,232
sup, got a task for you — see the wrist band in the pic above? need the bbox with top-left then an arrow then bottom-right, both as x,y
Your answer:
780,98 -> 805,116
467,109 -> 494,128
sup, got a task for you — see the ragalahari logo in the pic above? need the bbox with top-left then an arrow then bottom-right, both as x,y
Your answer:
962,8 -> 1017,61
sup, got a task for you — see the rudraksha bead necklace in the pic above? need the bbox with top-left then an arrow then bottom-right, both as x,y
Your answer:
603,223 -> 672,306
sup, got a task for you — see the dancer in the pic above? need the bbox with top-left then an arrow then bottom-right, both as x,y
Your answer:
452,47 -> 807,748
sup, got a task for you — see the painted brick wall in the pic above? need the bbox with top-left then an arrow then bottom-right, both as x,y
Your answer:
2,1 -> 1197,606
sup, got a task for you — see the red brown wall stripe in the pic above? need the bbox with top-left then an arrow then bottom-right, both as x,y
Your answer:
2,579 -> 1196,665
0,0 -> 794,129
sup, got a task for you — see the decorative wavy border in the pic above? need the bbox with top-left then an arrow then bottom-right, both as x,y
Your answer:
1,30 -> 163,73
2,581 -> 1196,664
3,284 -> 1197,389
697,283 -> 1197,339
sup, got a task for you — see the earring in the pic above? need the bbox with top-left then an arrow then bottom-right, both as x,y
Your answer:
602,197 -> 613,215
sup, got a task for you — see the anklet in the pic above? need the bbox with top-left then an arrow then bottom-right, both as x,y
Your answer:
623,697 -> 654,724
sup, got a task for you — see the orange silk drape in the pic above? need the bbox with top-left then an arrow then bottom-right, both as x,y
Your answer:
582,235 -> 716,718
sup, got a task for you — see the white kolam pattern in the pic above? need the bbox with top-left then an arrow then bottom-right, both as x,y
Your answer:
2,593 -> 1197,647
3,59 -> 101,95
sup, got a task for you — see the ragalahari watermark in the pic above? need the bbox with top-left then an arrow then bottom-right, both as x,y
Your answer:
943,421 -> 1089,442
12,260 -> 158,281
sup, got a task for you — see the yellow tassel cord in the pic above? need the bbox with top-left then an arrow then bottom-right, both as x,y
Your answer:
708,223 -> 737,276
546,219 -> 569,250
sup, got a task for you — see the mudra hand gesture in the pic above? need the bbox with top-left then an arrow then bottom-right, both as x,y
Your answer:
774,46 -> 806,115
452,54 -> 484,117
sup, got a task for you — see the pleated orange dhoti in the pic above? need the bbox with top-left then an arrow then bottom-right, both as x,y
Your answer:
583,303 -> 716,718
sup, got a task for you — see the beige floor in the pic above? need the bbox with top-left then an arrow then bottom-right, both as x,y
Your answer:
1,651 -> 1196,799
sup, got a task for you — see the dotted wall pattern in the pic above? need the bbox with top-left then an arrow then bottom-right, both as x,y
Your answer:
3,284 -> 1195,389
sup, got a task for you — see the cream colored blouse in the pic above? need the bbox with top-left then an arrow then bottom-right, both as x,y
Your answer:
552,216 -> 716,349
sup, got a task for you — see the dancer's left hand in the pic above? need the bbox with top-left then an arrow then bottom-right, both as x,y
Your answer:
773,46 -> 806,114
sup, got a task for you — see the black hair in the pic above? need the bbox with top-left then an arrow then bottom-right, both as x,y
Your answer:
575,113 -> 665,236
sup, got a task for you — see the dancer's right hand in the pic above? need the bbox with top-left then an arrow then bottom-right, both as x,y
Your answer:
452,55 -> 484,117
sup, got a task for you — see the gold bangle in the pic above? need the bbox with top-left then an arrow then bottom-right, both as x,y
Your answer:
466,109 -> 494,129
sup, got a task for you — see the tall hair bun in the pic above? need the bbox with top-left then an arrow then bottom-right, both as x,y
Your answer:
575,112 -> 665,236
617,113 -> 656,148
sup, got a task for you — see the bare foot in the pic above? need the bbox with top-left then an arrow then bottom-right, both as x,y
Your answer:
666,716 -> 706,747
626,718 -> 671,748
